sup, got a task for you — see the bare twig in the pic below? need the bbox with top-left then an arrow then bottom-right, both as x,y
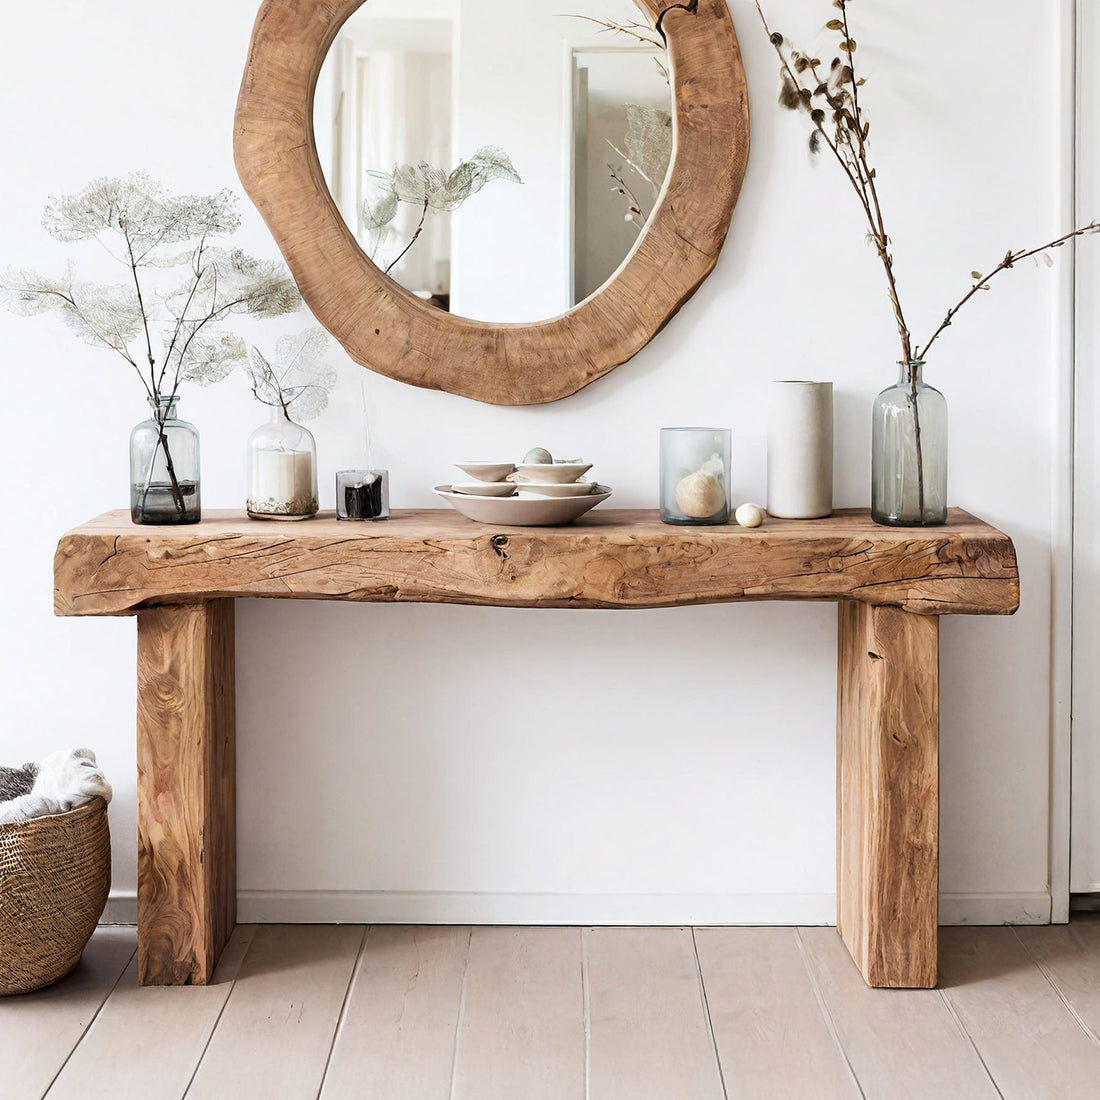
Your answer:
915,222 -> 1100,360
385,198 -> 430,276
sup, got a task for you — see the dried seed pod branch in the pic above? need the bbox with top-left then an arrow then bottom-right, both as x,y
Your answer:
752,1 -> 1100,519
915,222 -> 1100,361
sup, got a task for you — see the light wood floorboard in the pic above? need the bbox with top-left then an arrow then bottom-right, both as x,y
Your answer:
183,924 -> 364,1100
44,926 -> 254,1100
18,922 -> 1100,1099
585,927 -> 725,1100
450,926 -> 585,1100
695,927 -> 860,1099
1016,922 -> 1100,1041
799,926 -> 999,1099
319,925 -> 470,1100
939,926 -> 1100,1099
0,926 -> 135,1100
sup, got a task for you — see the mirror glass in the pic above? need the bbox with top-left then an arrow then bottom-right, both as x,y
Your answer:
314,0 -> 672,323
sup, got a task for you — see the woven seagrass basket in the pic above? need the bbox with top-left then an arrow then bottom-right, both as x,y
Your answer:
0,798 -> 111,995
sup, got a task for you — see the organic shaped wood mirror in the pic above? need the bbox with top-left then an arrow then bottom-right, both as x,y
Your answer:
235,0 -> 748,405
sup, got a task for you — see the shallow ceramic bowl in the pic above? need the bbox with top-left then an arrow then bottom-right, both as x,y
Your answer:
451,481 -> 518,497
514,462 -> 593,484
434,485 -> 612,526
454,462 -> 516,482
517,480 -> 599,498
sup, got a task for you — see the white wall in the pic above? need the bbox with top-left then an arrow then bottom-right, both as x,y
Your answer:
0,0 -> 1071,925
1072,0 -> 1100,894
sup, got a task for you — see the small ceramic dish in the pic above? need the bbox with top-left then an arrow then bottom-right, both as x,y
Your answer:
451,481 -> 518,497
434,485 -> 612,526
454,462 -> 516,482
517,480 -> 599,498
514,462 -> 593,484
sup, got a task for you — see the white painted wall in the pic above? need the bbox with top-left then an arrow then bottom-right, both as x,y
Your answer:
1072,0 -> 1100,894
0,0 -> 1073,925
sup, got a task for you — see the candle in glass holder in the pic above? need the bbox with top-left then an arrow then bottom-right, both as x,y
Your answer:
336,469 -> 389,520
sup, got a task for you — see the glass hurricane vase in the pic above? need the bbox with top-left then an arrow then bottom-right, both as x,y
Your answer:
871,362 -> 948,527
130,395 -> 201,525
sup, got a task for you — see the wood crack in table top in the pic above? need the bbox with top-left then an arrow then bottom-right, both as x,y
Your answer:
53,508 -> 1020,618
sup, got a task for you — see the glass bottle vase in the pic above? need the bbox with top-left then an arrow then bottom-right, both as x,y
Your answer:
247,407 -> 319,521
871,362 -> 948,527
130,395 -> 201,525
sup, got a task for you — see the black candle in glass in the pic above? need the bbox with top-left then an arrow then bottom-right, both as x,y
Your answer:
336,470 -> 389,521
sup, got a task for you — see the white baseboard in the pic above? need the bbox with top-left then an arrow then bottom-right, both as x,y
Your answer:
100,889 -> 1054,927
938,891 -> 1052,925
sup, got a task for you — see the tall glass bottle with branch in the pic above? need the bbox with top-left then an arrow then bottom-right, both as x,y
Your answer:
752,1 -> 1099,526
2,174 -> 301,524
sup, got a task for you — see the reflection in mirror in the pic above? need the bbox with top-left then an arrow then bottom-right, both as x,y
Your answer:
314,0 -> 672,324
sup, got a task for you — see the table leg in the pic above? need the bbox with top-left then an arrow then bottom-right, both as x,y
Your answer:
836,601 -> 939,988
136,600 -> 236,985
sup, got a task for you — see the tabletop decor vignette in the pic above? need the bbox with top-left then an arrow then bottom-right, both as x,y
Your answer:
750,0 -> 1099,527
0,174 -> 301,525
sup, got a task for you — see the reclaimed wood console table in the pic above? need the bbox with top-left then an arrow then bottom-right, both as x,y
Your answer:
53,508 -> 1019,989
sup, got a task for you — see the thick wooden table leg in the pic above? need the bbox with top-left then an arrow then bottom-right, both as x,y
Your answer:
837,601 -> 939,988
136,600 -> 236,985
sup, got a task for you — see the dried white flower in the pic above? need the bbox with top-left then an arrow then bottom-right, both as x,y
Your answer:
247,329 -> 337,423
362,147 -> 523,266
2,174 -> 301,403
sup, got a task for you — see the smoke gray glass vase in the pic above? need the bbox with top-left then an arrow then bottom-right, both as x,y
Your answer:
871,362 -> 947,527
130,395 -> 201,525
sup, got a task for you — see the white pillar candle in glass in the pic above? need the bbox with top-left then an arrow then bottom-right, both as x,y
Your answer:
767,381 -> 834,520
246,408 -> 319,520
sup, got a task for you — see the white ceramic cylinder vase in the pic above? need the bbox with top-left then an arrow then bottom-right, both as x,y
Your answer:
767,381 -> 834,520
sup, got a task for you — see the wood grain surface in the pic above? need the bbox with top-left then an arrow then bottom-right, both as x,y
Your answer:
233,0 -> 749,405
837,602 -> 940,988
55,508 -> 1019,618
136,601 -> 236,986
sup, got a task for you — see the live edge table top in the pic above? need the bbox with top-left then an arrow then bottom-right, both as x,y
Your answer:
54,508 -> 1020,618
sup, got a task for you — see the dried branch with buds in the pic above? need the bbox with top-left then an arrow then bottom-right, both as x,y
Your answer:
753,0 -> 1100,515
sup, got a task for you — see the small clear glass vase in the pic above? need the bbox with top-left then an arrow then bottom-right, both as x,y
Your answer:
130,395 -> 201,525
247,407 -> 319,521
871,362 -> 948,527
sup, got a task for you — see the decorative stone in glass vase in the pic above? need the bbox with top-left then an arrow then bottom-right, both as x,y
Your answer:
247,408 -> 319,521
660,428 -> 731,526
871,362 -> 948,527
130,395 -> 201,525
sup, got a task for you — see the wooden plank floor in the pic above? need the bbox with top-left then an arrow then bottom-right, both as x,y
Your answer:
11,922 -> 1100,1099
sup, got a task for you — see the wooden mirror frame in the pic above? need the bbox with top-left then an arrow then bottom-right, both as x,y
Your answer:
234,0 -> 749,405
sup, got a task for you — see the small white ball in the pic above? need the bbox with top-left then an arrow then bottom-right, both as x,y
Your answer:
523,447 -> 553,465
735,503 -> 765,528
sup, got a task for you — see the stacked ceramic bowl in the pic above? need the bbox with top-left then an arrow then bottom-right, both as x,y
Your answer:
435,450 -> 612,526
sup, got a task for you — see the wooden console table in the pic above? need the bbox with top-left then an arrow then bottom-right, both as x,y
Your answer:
53,508 -> 1019,989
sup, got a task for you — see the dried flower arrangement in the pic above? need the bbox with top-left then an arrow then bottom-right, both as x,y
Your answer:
751,0 -> 1099,517
1,174 -> 301,517
362,147 -> 523,275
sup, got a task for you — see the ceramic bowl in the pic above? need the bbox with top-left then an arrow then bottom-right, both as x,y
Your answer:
517,480 -> 599,498
514,462 -> 593,484
454,462 -> 517,483
434,485 -> 612,526
451,481 -> 518,497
